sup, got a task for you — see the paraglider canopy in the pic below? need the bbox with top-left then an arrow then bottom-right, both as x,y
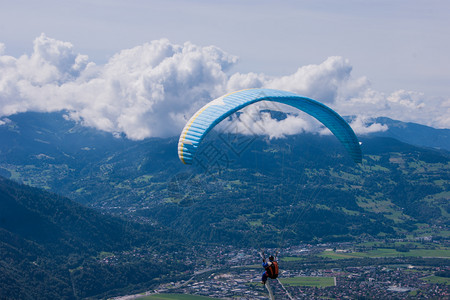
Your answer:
178,88 -> 362,165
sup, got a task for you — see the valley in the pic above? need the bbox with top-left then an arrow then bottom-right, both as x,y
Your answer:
0,112 -> 449,298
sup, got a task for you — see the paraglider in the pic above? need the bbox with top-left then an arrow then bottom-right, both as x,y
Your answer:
261,251 -> 279,285
178,88 -> 362,165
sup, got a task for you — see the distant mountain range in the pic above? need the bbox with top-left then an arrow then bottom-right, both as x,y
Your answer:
369,117 -> 450,151
0,111 -> 448,243
261,111 -> 450,151
0,111 -> 449,297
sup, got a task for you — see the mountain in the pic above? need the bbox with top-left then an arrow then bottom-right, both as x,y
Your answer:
0,112 -> 449,248
0,176 -> 187,299
0,111 -> 137,166
143,134 -> 448,245
369,117 -> 450,151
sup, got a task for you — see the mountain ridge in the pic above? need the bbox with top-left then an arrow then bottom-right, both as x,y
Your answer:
0,111 -> 448,246
2,111 -> 450,151
0,111 -> 448,298
370,116 -> 450,151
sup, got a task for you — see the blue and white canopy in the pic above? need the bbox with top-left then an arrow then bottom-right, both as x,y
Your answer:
178,88 -> 362,165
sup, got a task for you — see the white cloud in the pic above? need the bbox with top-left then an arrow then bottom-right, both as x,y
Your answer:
0,34 -> 237,139
0,117 -> 10,126
219,103 -> 320,139
267,56 -> 353,103
334,86 -> 450,131
0,35 -> 448,141
227,56 -> 353,103
349,116 -> 388,135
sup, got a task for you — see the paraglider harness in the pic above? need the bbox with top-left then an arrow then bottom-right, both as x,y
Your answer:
262,251 -> 279,279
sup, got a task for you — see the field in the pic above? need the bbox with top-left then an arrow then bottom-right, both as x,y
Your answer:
421,276 -> 450,285
319,248 -> 450,259
281,256 -> 305,262
141,293 -> 218,300
280,276 -> 335,287
237,264 -> 261,269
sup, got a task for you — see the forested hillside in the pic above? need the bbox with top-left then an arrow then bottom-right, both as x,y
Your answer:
0,177 -> 188,299
0,112 -> 448,247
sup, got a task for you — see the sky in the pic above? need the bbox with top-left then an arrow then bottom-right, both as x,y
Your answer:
0,0 -> 449,139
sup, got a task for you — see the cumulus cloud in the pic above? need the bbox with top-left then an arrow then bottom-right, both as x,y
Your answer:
349,116 -> 388,135
219,103 -> 321,139
0,34 -> 237,139
225,55 -> 449,136
227,56 -> 352,103
0,34 -> 448,140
